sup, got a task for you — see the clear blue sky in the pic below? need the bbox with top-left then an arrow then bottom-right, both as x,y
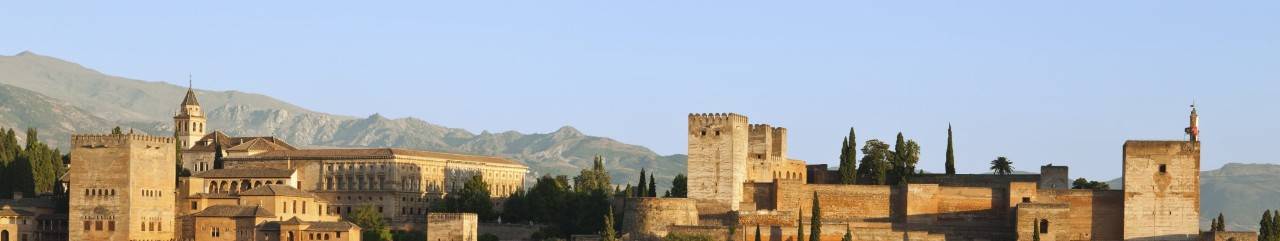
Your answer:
3,1 -> 1278,180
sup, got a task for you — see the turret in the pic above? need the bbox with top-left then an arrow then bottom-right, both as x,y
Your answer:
174,78 -> 206,149
1185,104 -> 1199,142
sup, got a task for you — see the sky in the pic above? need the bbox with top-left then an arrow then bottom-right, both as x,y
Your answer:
2,1 -> 1278,180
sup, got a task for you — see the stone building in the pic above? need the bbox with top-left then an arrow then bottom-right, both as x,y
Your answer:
170,84 -> 523,233
179,184 -> 357,241
0,195 -> 68,241
68,133 -> 177,241
625,109 -> 1216,241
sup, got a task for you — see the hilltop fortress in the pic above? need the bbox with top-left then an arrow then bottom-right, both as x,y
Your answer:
624,110 -> 1210,241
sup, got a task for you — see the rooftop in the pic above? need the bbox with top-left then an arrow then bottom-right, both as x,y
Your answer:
192,205 -> 275,217
192,168 -> 295,178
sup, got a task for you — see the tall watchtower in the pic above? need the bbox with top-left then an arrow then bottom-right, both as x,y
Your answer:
68,133 -> 177,241
174,82 -> 206,149
687,113 -> 749,213
1121,107 -> 1201,241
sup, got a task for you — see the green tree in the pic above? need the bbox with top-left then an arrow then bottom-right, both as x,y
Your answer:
1032,221 -> 1040,241
601,206 -> 617,241
574,155 -> 611,192
648,174 -> 657,197
857,139 -> 892,184
111,126 -> 123,135
1262,210 -> 1272,241
668,174 -> 687,198
1272,210 -> 1280,241
1215,213 -> 1226,231
347,205 -> 386,231
479,233 -> 500,241
212,141 -> 224,169
838,127 -> 858,184
809,192 -> 821,241
946,124 -> 956,175
1071,178 -> 1110,190
990,156 -> 1013,175
842,226 -> 852,241
796,206 -> 805,241
637,168 -> 648,197
664,233 -> 714,241
445,175 -> 496,221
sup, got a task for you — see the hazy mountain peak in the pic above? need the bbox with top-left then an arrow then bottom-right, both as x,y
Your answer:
16,50 -> 35,56
553,126 -> 583,137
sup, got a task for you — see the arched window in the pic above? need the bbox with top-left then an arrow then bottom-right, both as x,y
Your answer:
1039,219 -> 1049,233
2,230 -> 9,241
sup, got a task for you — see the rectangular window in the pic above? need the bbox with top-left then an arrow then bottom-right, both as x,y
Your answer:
192,201 -> 199,209
83,221 -> 90,231
94,220 -> 102,231
108,221 -> 115,231
1159,164 -> 1168,173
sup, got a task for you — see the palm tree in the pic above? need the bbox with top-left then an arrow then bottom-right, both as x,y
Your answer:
990,156 -> 1013,175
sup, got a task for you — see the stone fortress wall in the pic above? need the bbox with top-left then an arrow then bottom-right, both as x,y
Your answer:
625,112 -> 1205,241
68,134 -> 176,241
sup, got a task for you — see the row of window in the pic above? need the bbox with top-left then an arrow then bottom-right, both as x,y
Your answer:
84,188 -> 116,197
79,220 -> 162,232
141,189 -> 163,197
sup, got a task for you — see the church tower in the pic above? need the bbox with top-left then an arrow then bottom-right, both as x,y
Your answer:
174,80 -> 205,149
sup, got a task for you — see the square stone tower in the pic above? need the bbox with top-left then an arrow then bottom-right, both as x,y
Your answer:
687,113 -> 749,213
69,133 -> 177,241
1122,140 -> 1200,241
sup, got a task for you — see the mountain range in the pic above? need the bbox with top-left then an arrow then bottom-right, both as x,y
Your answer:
0,51 -> 1275,231
0,51 -> 685,189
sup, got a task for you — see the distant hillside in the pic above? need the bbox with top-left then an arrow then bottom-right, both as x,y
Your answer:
0,51 -> 684,188
0,82 -> 164,147
1107,163 -> 1280,231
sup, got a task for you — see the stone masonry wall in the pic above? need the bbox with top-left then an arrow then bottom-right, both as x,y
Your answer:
69,134 -> 176,241
688,113 -> 749,213
623,198 -> 699,240
1123,141 -> 1200,241
1037,189 -> 1124,241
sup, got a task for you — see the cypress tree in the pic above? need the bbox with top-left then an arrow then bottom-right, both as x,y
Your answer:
893,132 -> 907,184
670,174 -> 687,198
1264,210 -> 1274,241
647,174 -> 657,197
946,124 -> 956,175
796,207 -> 804,241
1210,216 -> 1219,232
1216,213 -> 1226,231
637,168 -> 647,197
1032,221 -> 1040,241
810,192 -> 821,241
838,127 -> 857,184
601,206 -> 617,241
213,141 -> 224,169
841,226 -> 852,241
1261,210 -> 1272,241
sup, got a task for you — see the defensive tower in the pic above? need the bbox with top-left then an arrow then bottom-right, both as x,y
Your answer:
68,133 -> 177,241
1121,106 -> 1201,241
687,113 -> 749,213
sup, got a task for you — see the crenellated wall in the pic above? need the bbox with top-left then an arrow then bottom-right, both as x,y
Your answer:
688,113 -> 750,213
622,198 -> 700,240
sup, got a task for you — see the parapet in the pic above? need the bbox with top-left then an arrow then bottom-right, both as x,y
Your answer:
71,133 -> 175,147
688,113 -> 748,125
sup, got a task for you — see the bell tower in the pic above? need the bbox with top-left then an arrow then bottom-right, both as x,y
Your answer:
173,76 -> 205,149
1185,104 -> 1199,142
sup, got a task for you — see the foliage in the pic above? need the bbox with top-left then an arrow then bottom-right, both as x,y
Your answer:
1211,213 -> 1226,232
946,124 -> 956,175
479,233 -> 500,241
573,155 -> 611,192
637,168 -> 648,197
503,162 -> 614,239
842,226 -> 852,241
796,206 -> 805,241
809,192 -> 821,241
111,126 -> 123,134
0,127 -> 64,197
856,139 -> 892,185
755,225 -> 762,241
667,174 -> 687,198
888,133 -> 921,185
1071,178 -> 1110,190
602,206 -> 617,241
361,229 -> 393,241
663,233 -> 714,241
347,205 -> 386,231
1032,220 -> 1040,241
444,175 -> 496,221
213,141 -> 224,169
990,156 -> 1014,175
391,230 -> 425,241
648,174 -> 657,197
838,127 -> 858,184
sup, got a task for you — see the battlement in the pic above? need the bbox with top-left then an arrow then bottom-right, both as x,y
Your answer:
688,113 -> 748,126
72,133 -> 175,147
